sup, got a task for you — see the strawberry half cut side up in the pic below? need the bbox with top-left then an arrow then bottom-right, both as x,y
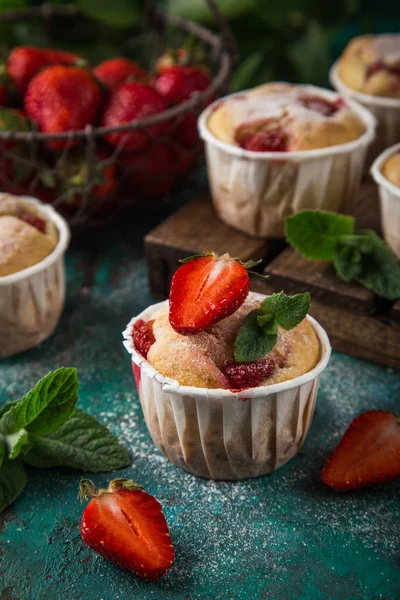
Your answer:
79,479 -> 174,581
322,410 -> 400,492
169,252 -> 252,334
132,319 -> 155,359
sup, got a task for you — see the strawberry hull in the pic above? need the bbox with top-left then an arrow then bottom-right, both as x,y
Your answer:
123,300 -> 331,481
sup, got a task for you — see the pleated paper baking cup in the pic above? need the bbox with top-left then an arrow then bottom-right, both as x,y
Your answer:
123,301 -> 331,481
0,196 -> 70,358
198,86 -> 376,238
330,62 -> 400,165
370,143 -> 400,259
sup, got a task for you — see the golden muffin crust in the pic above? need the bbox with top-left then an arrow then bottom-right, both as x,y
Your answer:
382,152 -> 400,187
338,34 -> 400,98
0,195 -> 58,277
207,83 -> 365,152
147,292 -> 320,389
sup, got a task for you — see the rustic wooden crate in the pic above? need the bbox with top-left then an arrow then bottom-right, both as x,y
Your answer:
144,180 -> 400,369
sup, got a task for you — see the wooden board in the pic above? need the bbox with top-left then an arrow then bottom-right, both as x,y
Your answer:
144,180 -> 400,369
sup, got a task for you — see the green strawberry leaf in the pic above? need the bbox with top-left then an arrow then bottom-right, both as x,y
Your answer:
6,429 -> 31,460
0,108 -> 30,132
0,368 -> 79,436
23,409 -> 131,473
260,291 -> 311,330
285,210 -> 355,261
0,457 -> 27,514
235,310 -> 277,363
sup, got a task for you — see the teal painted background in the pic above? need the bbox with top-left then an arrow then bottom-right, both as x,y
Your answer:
0,193 -> 400,600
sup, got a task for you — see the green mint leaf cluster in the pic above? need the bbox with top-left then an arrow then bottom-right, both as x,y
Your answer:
0,369 -> 130,514
234,292 -> 311,363
286,210 -> 400,301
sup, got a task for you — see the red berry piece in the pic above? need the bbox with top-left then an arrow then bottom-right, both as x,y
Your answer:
222,358 -> 275,392
18,212 -> 46,233
365,60 -> 400,79
298,95 -> 339,117
80,479 -> 174,581
169,253 -> 250,334
240,129 -> 287,152
322,410 -> 400,492
133,319 -> 155,358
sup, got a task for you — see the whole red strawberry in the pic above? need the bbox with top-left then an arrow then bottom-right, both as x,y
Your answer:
102,82 -> 169,152
94,57 -> 147,92
169,252 -> 250,334
322,410 -> 400,492
120,142 -> 176,197
7,46 -> 83,95
79,478 -> 174,580
155,65 -> 211,105
25,66 -> 103,150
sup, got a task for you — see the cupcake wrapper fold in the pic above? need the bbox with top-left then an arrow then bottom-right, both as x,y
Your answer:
123,301 -> 331,481
371,143 -> 400,259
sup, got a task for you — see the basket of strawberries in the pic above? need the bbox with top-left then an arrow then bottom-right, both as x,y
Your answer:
0,1 -> 235,228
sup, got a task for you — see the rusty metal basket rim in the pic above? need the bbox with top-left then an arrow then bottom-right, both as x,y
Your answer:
0,3 -> 234,142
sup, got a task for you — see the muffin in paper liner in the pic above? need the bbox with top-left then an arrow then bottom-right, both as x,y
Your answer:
122,301 -> 331,481
370,142 -> 400,259
330,62 -> 400,166
0,196 -> 70,358
198,85 -> 376,238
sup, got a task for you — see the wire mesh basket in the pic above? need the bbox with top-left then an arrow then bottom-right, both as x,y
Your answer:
0,1 -> 236,229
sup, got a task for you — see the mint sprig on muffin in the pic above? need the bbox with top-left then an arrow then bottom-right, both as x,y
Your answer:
286,210 -> 400,301
234,292 -> 311,363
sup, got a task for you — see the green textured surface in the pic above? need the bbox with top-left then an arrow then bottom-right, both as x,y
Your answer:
1,200 -> 400,600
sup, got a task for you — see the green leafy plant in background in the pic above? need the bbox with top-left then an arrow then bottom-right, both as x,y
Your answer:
0,0 -> 399,89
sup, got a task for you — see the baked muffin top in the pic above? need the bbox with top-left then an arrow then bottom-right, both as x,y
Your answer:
338,34 -> 400,98
382,151 -> 400,187
207,83 -> 365,152
0,195 -> 58,277
144,292 -> 320,390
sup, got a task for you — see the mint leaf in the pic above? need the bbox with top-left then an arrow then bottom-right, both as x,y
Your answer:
0,368 -> 79,436
6,429 -> 31,460
345,231 -> 400,301
257,314 -> 278,334
23,409 -> 131,473
261,292 -> 311,330
285,210 -> 355,261
0,401 -> 18,420
235,310 -> 277,363
0,457 -> 27,514
0,434 -> 5,468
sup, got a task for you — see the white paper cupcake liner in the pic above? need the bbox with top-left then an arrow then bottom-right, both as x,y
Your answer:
330,62 -> 400,166
123,301 -> 331,480
0,195 -> 70,358
370,143 -> 400,259
198,84 -> 376,238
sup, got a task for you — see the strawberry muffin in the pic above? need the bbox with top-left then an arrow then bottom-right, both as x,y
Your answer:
0,194 -> 70,358
199,83 -> 375,237
331,34 -> 400,161
337,34 -> 400,98
124,253 -> 331,480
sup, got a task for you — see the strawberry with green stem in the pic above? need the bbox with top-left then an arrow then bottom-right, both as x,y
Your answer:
79,478 -> 174,580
